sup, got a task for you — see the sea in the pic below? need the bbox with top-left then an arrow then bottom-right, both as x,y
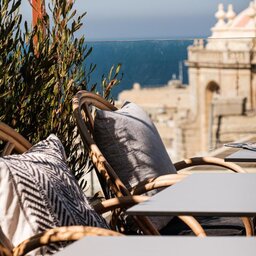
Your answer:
87,39 -> 194,99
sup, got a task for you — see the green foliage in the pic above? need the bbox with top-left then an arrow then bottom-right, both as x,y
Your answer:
0,0 -> 22,108
0,0 -> 122,186
101,63 -> 123,101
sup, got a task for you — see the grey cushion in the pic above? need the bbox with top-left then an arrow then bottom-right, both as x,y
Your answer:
94,102 -> 177,230
0,135 -> 109,255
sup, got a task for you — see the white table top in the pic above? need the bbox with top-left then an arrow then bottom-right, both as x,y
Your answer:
126,173 -> 256,217
55,236 -> 256,256
225,149 -> 256,162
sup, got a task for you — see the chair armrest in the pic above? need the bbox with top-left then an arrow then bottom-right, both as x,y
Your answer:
93,195 -> 150,214
174,156 -> 246,173
130,174 -> 188,195
13,226 -> 122,256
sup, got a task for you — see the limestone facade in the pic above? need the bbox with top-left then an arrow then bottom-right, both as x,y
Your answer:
118,2 -> 256,161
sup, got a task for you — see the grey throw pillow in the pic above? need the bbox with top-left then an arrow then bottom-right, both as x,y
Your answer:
94,102 -> 177,230
0,135 -> 109,255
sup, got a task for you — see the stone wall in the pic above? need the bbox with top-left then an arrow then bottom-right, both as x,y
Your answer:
212,113 -> 256,148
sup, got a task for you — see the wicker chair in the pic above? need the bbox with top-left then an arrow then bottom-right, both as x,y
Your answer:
0,121 -> 206,238
0,123 -> 184,255
72,90 -> 254,236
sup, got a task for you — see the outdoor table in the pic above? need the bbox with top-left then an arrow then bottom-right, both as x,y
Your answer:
55,236 -> 256,256
126,173 -> 256,217
225,149 -> 256,162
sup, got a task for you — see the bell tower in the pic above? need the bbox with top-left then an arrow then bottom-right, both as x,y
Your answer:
186,2 -> 256,153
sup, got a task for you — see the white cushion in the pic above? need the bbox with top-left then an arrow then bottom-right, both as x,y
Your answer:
0,135 -> 109,255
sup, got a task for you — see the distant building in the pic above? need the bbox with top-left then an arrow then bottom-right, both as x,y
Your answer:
118,2 -> 256,161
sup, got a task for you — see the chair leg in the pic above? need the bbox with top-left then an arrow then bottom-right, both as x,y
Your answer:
241,217 -> 254,236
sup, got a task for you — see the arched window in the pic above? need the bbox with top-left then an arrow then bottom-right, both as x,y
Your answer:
205,81 -> 220,150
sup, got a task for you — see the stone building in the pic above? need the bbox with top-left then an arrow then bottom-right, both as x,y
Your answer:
118,1 -> 256,161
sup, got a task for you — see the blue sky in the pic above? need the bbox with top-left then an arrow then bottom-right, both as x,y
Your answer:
21,0 -> 250,40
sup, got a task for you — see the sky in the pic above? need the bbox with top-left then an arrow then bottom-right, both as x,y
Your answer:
21,0 -> 251,40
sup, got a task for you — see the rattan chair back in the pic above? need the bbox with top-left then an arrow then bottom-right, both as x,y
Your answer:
72,90 -> 159,235
0,122 -> 32,156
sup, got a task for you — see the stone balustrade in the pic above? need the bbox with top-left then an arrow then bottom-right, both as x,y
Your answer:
187,47 -> 253,67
